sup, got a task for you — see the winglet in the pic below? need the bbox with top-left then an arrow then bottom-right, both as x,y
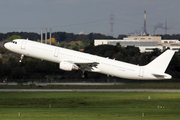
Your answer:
145,50 -> 175,73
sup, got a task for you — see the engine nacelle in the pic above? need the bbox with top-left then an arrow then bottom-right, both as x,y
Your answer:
59,61 -> 79,71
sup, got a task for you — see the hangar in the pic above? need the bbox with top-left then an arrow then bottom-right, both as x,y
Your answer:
94,36 -> 180,52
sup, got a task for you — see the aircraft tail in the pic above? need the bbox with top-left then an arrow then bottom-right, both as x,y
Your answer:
145,50 -> 175,73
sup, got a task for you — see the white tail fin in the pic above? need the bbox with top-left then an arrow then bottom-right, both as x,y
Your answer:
145,50 -> 175,73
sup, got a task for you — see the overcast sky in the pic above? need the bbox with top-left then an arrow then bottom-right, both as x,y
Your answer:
0,0 -> 180,37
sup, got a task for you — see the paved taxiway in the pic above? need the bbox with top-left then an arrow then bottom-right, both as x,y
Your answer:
0,89 -> 180,92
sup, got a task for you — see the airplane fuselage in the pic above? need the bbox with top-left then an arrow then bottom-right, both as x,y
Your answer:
4,39 -> 174,80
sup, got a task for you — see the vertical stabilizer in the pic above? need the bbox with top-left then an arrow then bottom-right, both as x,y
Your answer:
145,50 -> 175,73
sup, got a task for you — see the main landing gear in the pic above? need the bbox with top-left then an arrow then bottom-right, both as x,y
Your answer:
82,71 -> 87,79
19,54 -> 24,62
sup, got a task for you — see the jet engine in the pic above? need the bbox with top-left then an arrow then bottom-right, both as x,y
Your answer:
59,61 -> 79,71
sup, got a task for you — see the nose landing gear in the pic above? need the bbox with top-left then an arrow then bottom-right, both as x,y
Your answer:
19,54 -> 24,62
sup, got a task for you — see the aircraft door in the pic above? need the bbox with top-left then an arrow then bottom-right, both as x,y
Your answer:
54,49 -> 59,57
139,68 -> 144,77
21,41 -> 27,50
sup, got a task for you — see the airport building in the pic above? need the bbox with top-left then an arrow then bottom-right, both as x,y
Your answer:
94,36 -> 180,52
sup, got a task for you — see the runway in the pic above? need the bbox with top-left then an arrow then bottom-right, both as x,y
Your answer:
0,89 -> 180,92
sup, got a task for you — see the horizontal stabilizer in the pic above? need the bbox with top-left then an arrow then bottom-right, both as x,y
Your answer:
152,73 -> 172,79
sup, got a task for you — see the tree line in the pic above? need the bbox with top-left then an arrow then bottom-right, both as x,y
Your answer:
1,32 -> 180,43
0,32 -> 114,43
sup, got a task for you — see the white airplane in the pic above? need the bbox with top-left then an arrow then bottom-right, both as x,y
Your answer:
4,39 -> 175,80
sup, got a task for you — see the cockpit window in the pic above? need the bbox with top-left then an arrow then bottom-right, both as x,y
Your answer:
12,41 -> 17,44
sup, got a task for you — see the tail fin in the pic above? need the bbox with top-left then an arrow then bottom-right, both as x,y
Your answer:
145,50 -> 175,73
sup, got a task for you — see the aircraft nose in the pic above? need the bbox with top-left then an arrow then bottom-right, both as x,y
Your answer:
4,42 -> 11,49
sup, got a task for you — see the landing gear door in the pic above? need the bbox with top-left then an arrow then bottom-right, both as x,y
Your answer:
21,41 -> 27,50
54,49 -> 59,57
139,68 -> 144,77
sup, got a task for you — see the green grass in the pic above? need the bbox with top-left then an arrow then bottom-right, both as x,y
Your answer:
0,92 -> 180,119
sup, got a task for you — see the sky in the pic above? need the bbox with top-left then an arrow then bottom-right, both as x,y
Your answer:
0,0 -> 180,37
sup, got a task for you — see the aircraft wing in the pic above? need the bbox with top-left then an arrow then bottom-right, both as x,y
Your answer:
75,61 -> 100,72
59,59 -> 100,72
